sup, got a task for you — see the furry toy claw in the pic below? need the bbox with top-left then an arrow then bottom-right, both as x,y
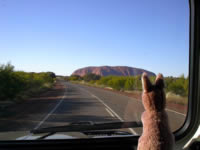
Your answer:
137,73 -> 175,150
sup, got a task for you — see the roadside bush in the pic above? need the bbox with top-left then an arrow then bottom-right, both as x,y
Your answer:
69,75 -> 82,81
0,65 -> 25,100
124,78 -> 134,90
46,72 -> 56,78
89,80 -> 96,84
107,77 -> 125,91
0,63 -> 55,102
83,73 -> 101,82
132,75 -> 142,91
67,71 -> 188,97
164,75 -> 188,96
97,76 -> 113,85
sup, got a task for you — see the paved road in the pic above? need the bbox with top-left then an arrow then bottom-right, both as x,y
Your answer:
0,80 -> 186,135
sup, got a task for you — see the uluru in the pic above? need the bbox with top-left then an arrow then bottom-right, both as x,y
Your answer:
71,66 -> 155,77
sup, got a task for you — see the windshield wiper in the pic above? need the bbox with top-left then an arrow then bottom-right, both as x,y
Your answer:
83,130 -> 132,136
31,121 -> 142,134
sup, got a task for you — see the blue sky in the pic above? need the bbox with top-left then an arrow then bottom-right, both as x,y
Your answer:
0,0 -> 189,77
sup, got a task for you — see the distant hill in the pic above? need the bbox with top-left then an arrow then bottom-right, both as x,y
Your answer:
71,66 -> 156,77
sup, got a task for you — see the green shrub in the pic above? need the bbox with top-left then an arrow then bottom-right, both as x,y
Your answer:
97,76 -> 113,85
83,73 -> 101,82
67,71 -> 188,97
164,75 -> 188,96
124,78 -> 134,90
0,63 -> 55,102
69,75 -> 82,81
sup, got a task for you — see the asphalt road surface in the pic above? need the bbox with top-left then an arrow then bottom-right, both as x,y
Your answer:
0,80 -> 186,135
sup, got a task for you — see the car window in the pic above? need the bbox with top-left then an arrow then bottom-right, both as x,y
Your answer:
0,0 -> 189,140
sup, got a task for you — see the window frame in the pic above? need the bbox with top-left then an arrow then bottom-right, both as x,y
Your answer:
173,0 -> 200,147
0,0 -> 199,149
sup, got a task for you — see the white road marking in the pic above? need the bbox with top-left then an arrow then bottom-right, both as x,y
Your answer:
91,94 -> 124,121
79,87 -> 138,135
34,92 -> 66,130
75,84 -> 187,135
105,108 -> 115,117
166,108 -> 186,117
75,83 -> 186,118
22,84 -> 67,140
129,128 -> 138,135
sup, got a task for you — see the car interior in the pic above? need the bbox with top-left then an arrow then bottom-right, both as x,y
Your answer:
0,0 -> 199,149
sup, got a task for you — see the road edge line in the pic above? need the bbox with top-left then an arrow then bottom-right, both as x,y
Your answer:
79,87 -> 138,135
75,82 -> 186,117
166,108 -> 186,116
34,87 -> 67,130
105,108 -> 115,117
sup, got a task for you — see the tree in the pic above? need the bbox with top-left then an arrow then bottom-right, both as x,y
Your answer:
124,78 -> 134,90
69,75 -> 82,81
83,73 -> 101,82
47,72 -> 56,78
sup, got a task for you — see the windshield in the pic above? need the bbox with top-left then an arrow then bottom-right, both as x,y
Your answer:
0,0 -> 189,140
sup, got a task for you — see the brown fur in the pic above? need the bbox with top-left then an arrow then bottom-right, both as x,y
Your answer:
137,73 -> 175,150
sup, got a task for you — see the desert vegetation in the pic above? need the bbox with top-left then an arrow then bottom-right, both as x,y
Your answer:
0,63 -> 56,103
67,73 -> 189,105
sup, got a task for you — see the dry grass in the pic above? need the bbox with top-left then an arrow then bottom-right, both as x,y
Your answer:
166,92 -> 188,105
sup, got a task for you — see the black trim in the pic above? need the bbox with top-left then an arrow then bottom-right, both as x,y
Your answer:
0,0 -> 199,149
31,121 -> 142,134
174,0 -> 200,141
0,136 -> 138,150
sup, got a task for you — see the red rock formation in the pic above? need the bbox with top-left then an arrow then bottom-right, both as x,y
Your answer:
71,66 -> 155,77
